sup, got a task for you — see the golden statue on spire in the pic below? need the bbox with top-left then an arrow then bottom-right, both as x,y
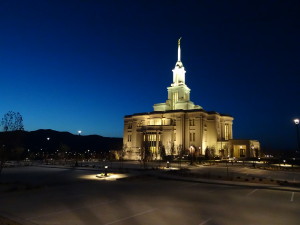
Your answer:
178,37 -> 182,46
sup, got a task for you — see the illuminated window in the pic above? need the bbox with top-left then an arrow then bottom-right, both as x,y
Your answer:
224,124 -> 229,140
162,118 -> 171,125
155,119 -> 161,125
128,123 -> 132,129
144,132 -> 161,153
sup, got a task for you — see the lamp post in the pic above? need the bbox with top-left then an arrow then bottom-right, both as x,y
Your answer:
46,137 -> 50,164
87,149 -> 90,162
27,149 -> 30,161
104,165 -> 108,176
75,131 -> 81,166
293,118 -> 300,153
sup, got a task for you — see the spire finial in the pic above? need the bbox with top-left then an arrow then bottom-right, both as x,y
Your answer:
178,37 -> 182,46
177,37 -> 182,62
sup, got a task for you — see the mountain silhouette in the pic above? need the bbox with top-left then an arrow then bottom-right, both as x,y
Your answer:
1,129 -> 123,154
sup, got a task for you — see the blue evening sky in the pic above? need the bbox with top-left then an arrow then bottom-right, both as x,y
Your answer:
0,0 -> 299,151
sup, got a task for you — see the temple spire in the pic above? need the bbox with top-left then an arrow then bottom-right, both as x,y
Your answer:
178,37 -> 182,62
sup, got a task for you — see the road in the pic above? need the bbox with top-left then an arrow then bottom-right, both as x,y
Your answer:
0,166 -> 299,225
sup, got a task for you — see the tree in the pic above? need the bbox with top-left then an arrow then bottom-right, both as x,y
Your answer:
0,111 -> 24,176
1,111 -> 24,132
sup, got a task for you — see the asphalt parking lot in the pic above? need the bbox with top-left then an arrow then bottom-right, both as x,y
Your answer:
0,166 -> 300,225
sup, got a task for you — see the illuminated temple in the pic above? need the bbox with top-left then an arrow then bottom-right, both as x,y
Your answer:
123,39 -> 260,160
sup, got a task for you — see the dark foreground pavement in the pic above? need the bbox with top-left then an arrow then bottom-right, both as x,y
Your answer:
1,166 -> 300,225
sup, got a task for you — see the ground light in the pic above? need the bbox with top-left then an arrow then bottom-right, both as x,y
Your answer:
79,173 -> 129,181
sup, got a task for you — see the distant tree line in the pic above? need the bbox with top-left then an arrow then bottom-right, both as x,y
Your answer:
0,111 -> 25,175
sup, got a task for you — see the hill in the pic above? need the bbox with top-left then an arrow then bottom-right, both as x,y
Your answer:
0,129 -> 123,154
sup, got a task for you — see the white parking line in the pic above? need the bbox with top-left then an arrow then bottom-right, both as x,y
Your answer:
246,189 -> 258,197
291,192 -> 295,202
103,208 -> 157,225
199,218 -> 212,225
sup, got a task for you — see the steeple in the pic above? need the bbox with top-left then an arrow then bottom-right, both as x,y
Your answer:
175,37 -> 183,68
178,37 -> 182,62
173,37 -> 185,85
153,38 -> 202,111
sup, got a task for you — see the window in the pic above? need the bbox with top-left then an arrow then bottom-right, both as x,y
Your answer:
240,149 -> 245,157
190,132 -> 195,142
162,118 -> 171,125
144,132 -> 160,153
224,124 -> 229,140
189,119 -> 195,126
128,134 -> 132,142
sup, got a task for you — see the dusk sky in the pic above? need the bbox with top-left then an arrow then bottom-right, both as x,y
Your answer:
0,0 -> 299,151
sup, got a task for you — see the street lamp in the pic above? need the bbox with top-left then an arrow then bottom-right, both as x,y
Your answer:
75,130 -> 82,166
293,118 -> 300,153
104,165 -> 108,176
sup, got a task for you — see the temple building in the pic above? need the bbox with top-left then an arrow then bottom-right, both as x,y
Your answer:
123,39 -> 260,160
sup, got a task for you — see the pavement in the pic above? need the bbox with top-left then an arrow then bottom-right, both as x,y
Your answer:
28,161 -> 300,192
1,163 -> 300,225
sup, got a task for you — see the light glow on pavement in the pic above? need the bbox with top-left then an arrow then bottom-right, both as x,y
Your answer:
79,173 -> 129,181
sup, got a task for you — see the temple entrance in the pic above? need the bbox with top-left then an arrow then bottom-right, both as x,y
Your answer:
233,145 -> 247,158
